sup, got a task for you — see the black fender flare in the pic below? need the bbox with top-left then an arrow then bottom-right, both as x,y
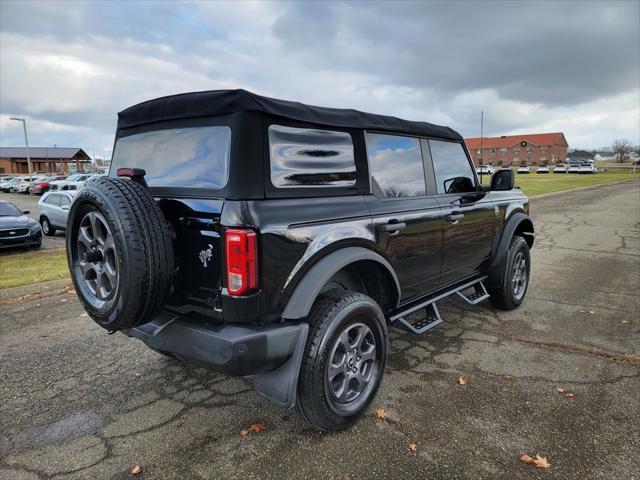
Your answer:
488,212 -> 534,287
281,246 -> 401,320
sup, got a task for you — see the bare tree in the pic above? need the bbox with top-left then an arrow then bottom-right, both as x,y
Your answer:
611,139 -> 633,163
383,185 -> 408,198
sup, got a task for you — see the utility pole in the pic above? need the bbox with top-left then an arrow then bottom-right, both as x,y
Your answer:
479,110 -> 484,183
10,117 -> 32,176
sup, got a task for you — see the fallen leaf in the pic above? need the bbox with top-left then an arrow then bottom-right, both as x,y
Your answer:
376,409 -> 386,419
556,386 -> 566,393
565,393 -> 574,398
240,423 -> 266,436
408,443 -> 417,452
63,285 -> 76,294
533,455 -> 551,469
520,454 -> 551,469
520,454 -> 534,464
131,465 -> 142,475
588,310 -> 596,315
457,376 -> 466,385
621,320 -> 630,324
504,375 -> 513,379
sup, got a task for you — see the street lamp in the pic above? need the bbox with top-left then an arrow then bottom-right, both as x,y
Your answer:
9,117 -> 32,176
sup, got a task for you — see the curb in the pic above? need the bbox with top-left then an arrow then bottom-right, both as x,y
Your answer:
529,177 -> 639,201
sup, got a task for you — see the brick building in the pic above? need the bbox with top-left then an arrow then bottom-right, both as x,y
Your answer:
464,132 -> 568,167
0,147 -> 91,174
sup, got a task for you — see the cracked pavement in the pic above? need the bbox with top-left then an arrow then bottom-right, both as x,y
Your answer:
1,180 -> 639,479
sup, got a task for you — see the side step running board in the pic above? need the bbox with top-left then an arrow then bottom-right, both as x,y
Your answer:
391,276 -> 488,335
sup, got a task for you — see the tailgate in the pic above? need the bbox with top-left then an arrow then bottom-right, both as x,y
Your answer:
159,198 -> 224,314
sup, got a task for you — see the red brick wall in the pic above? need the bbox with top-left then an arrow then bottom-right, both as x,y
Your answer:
468,141 -> 568,166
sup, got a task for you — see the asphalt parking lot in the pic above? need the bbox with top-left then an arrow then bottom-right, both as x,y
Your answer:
1,192 -> 66,251
1,180 -> 638,480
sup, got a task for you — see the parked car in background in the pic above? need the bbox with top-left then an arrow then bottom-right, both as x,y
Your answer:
517,165 -> 530,174
0,200 -> 42,249
50,173 -> 94,191
578,163 -> 598,174
11,176 -> 46,193
0,176 -> 23,192
554,164 -> 567,173
536,165 -> 550,174
475,165 -> 495,175
29,174 -> 67,195
38,190 -> 76,236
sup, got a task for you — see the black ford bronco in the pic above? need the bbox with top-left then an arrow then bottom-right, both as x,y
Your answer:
66,90 -> 534,431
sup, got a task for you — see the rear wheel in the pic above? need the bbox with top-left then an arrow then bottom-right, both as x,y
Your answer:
488,235 -> 530,310
40,217 -> 56,236
294,290 -> 388,431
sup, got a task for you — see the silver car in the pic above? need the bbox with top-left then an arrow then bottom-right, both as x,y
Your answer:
38,190 -> 75,236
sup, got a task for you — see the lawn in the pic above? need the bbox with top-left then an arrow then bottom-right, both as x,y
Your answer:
480,170 -> 639,197
0,249 -> 69,289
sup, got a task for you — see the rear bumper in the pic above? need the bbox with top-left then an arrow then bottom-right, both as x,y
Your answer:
125,312 -> 307,377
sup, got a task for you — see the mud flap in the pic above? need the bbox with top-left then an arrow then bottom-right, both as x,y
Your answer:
253,322 -> 309,408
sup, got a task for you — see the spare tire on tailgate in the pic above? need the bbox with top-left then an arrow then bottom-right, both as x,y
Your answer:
66,176 -> 174,331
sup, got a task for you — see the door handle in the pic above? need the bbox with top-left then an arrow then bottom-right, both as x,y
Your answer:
379,221 -> 407,233
446,213 -> 465,223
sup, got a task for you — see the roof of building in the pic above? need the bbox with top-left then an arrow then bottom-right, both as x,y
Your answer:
0,147 -> 91,160
464,132 -> 567,149
117,89 -> 463,142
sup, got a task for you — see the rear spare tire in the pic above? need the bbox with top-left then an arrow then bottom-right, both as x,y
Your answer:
66,177 -> 174,331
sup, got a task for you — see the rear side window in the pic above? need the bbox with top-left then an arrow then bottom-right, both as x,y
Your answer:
111,126 -> 231,189
365,133 -> 426,198
268,125 -> 356,188
45,194 -> 61,206
60,195 -> 71,207
429,140 -> 476,194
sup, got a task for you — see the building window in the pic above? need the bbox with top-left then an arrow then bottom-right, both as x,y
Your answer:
476,150 -> 481,155
541,145 -> 549,151
513,147 -> 520,153
527,147 -> 534,152
513,157 -> 519,162
499,147 -> 508,153
489,148 -> 496,153
540,157 -> 547,161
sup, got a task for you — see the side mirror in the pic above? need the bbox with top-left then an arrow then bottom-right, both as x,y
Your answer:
491,169 -> 515,191
22,210 -> 30,214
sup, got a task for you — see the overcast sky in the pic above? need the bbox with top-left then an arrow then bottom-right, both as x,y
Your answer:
0,0 -> 638,157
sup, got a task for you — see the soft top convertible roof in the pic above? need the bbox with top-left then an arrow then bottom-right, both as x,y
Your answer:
117,89 -> 462,142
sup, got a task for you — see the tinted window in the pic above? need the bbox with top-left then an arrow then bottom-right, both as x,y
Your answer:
111,126 -> 231,189
429,140 -> 476,194
269,125 -> 356,188
365,133 -> 426,198
0,202 -> 22,216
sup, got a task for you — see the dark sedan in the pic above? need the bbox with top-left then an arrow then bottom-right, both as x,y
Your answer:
0,200 -> 42,250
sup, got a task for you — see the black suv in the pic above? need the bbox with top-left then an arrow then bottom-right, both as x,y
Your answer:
66,90 -> 534,431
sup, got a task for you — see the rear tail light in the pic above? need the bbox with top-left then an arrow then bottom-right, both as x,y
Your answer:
225,228 -> 258,296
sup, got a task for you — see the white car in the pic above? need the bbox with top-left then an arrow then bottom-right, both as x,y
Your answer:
475,165 -> 495,175
11,176 -> 47,193
517,165 -> 530,174
0,176 -> 23,192
568,163 -> 580,173
578,163 -> 598,174
553,164 -> 567,173
536,165 -> 550,174
50,173 -> 95,191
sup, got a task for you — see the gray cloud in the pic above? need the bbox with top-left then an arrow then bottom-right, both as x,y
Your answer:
0,0 -> 638,154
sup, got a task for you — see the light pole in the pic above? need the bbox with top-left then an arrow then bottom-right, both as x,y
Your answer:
10,117 -> 32,176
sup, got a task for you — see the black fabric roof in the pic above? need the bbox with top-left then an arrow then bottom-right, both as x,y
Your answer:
117,89 -> 462,141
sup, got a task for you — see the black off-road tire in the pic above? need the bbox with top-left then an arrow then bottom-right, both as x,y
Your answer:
488,235 -> 530,310
66,177 -> 174,331
40,216 -> 56,236
294,290 -> 388,431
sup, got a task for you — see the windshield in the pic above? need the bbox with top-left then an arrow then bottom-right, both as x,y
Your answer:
111,126 -> 231,189
0,202 -> 22,216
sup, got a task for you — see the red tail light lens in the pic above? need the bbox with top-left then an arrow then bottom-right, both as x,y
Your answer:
225,228 -> 258,295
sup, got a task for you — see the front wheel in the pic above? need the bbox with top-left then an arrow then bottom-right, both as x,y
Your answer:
294,290 -> 388,431
488,235 -> 531,310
